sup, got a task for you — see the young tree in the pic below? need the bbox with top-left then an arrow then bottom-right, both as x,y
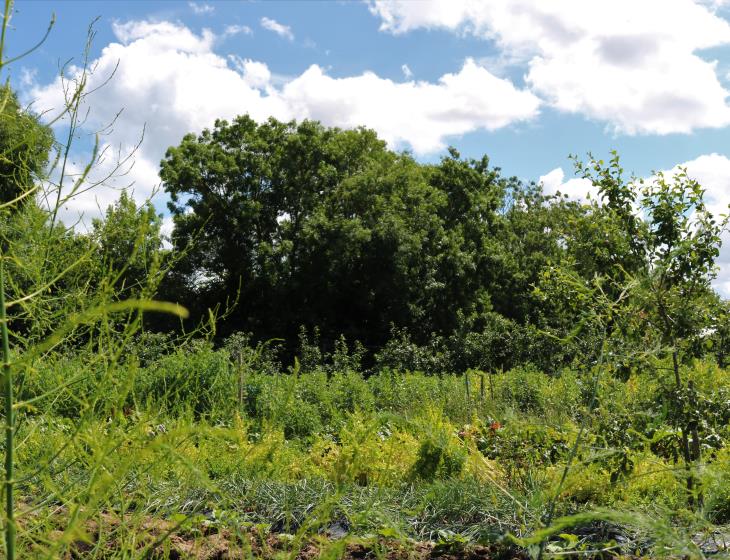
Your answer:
91,190 -> 164,298
577,153 -> 728,507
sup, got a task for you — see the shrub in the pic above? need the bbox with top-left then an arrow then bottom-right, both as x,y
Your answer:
280,399 -> 324,440
138,342 -> 234,417
475,418 -> 572,490
410,412 -> 467,482
373,327 -> 450,375
494,365 -> 552,414
126,331 -> 175,367
311,413 -> 419,486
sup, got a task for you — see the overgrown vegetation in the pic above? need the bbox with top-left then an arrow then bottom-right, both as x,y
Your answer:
1,2 -> 730,557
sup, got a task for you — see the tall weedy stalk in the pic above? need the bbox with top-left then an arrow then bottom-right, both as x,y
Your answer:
1,247 -> 14,560
0,2 -> 55,556
0,4 -> 195,556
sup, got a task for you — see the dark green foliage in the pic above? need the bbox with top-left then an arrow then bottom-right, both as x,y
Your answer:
411,436 -> 467,482
126,331 -> 175,367
0,85 -> 52,206
91,191 -> 164,298
157,117 -> 730,379
138,341 -> 233,417
373,327 -> 450,374
159,118 -> 529,356
497,366 -> 559,414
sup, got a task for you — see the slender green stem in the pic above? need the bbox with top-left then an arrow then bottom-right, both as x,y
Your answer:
0,0 -> 11,71
0,3 -> 15,556
0,254 -> 15,560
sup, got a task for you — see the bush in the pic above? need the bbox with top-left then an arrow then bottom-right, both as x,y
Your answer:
311,413 -> 419,486
23,354 -> 139,417
494,366 -> 549,414
373,327 -> 451,375
474,418 -> 572,490
137,341 -> 234,417
410,412 -> 467,482
280,399 -> 324,440
126,331 -> 175,367
224,331 -> 282,377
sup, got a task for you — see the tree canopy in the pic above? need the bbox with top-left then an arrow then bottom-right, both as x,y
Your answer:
160,117 -> 519,352
0,85 -> 52,206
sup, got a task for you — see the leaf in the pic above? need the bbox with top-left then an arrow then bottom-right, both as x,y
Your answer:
558,533 -> 579,549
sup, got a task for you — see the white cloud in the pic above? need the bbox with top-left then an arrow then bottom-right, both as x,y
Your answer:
260,17 -> 294,41
229,56 -> 272,89
368,0 -> 730,135
538,167 -> 596,202
223,24 -> 253,37
699,0 -> 730,8
401,63 -> 413,79
38,141 -> 161,230
112,20 -> 215,51
27,21 -> 288,222
282,58 -> 539,153
26,19 -> 540,223
189,2 -> 214,15
160,215 -> 174,248
19,67 -> 37,88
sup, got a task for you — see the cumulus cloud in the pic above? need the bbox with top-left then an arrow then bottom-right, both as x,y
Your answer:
19,67 -> 37,88
37,140 -> 161,230
282,58 -> 539,153
28,21 -> 286,221
25,20 -> 539,221
401,64 -> 413,79
228,56 -> 272,89
538,167 -> 596,202
368,0 -> 730,135
260,17 -> 294,40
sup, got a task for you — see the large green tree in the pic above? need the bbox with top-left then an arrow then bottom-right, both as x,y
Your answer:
160,117 -> 512,351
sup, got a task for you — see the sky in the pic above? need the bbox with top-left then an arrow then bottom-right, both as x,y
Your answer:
9,0 -> 730,294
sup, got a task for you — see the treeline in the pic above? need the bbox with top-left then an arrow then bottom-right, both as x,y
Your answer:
155,116 -> 729,373
5,91 -> 729,373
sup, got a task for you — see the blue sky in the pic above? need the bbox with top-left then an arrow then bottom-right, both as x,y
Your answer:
10,0 -> 730,291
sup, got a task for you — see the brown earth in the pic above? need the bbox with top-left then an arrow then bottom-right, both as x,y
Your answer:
37,510 -> 526,559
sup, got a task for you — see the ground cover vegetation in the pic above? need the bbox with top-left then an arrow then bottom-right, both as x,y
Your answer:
2,3 -> 730,557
